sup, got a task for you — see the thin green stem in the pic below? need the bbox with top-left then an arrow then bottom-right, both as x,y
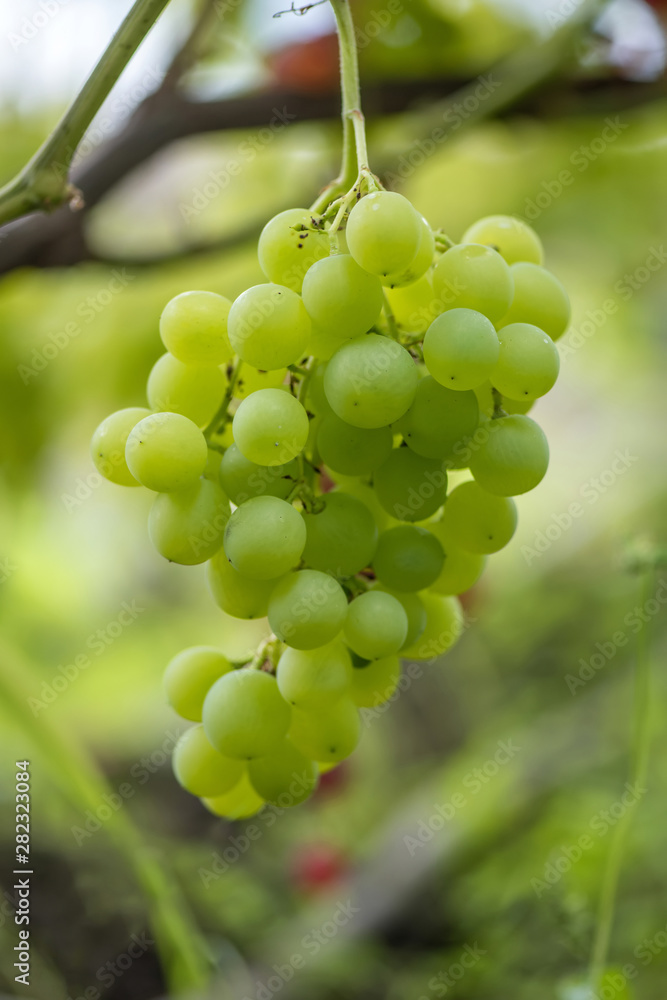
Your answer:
205,356 -> 243,440
382,292 -> 399,340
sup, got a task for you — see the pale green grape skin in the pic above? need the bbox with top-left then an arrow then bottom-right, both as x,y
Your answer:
233,388 -> 309,466
440,480 -> 517,554
324,334 -> 418,429
426,530 -> 486,595
257,208 -> 329,292
462,215 -> 544,266
203,669 -> 291,760
346,191 -> 421,278
401,593 -> 463,660
228,283 -> 311,370
350,655 -> 401,708
424,308 -> 500,391
248,739 -> 318,806
432,244 -> 514,323
268,570 -> 349,650
203,772 -> 264,819
502,395 -> 535,415
301,492 -> 378,577
204,448 -> 223,481
207,548 -> 278,619
499,262 -> 570,341
219,443 -> 298,505
317,414 -> 392,475
224,495 -> 306,580
125,412 -> 207,492
306,362 -> 332,416
91,407 -> 151,486
301,254 -> 383,340
164,646 -> 232,721
374,585 -> 427,649
469,414 -> 549,496
147,353 -> 225,429
343,590 -> 408,659
335,479 -> 393,532
309,324 -> 347,361
383,214 -> 435,288
288,698 -> 361,763
277,640 -> 352,709
386,274 -> 439,335
374,448 -> 448,522
492,323 -> 560,400
235,364 -> 287,400
160,290 -> 232,365
149,478 -> 230,564
473,381 -> 496,418
172,725 -> 244,796
395,376 -> 479,460
372,524 -> 444,592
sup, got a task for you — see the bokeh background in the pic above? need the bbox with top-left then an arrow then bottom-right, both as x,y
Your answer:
1,0 -> 667,997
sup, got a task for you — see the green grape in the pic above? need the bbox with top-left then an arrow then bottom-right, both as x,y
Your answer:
233,388 -> 309,466
502,395 -> 535,415
125,411 -> 207,492
207,548 -> 278,619
324,334 -> 418,429
492,323 -> 560,400
160,290 -> 232,365
372,524 -> 444,591
385,274 -> 439,335
343,590 -> 408,659
277,640 -> 352,709
288,698 -> 360,763
309,324 -> 346,361
91,407 -> 151,487
395,376 -> 479,461
146,353 -> 225,429
204,448 -> 223,481
317,414 -> 392,475
172,725 -> 244,797
375,587 -> 427,648
164,646 -> 232,721
228,284 -> 311,370
383,213 -> 435,287
235,364 -> 287,400
346,191 -> 421,278
306,361 -> 332,416
423,309 -> 500,391
219,443 -> 298,505
301,254 -> 383,340
257,208 -> 329,292
499,262 -> 570,341
439,480 -> 517,554
432,243 -> 513,323
426,530 -> 486,595
224,495 -> 306,580
349,655 -> 401,708
335,479 -> 392,532
203,669 -> 291,760
149,478 -> 230,564
402,593 -> 463,660
473,381 -> 496,418
203,772 -> 264,819
374,448 -> 448,522
462,215 -> 544,265
268,570 -> 348,650
301,492 -> 378,577
248,739 -> 318,806
469,414 -> 549,496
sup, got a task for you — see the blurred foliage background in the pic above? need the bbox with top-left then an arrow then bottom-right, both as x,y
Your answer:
1,0 -> 667,997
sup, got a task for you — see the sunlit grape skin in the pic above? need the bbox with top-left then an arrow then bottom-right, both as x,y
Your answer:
346,190 -> 421,278
91,407 -> 150,486
224,495 -> 306,580
258,207 -> 329,293
164,646 -> 232,721
462,215 -> 544,266
160,290 -> 232,365
469,414 -> 550,496
232,388 -> 309,466
423,308 -> 499,391
228,283 -> 311,370
172,725 -> 244,797
492,322 -> 560,400
125,411 -> 208,493
324,334 -> 419,429
433,243 -> 514,323
499,262 -> 570,341
203,670 -> 291,760
301,253 -> 383,340
147,353 -> 225,429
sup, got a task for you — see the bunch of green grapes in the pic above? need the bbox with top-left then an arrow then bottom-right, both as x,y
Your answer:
91,194 -> 568,819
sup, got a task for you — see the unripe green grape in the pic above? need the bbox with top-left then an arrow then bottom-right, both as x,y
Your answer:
301,492 -> 378,577
401,593 -> 463,660
268,570 -> 348,650
164,646 -> 232,721
424,308 -> 500,391
385,274 -> 439,335
374,587 -> 427,648
343,590 -> 408,659
288,698 -> 360,763
232,388 -> 309,466
91,407 -> 151,486
317,414 -> 392,475
346,191 -> 421,278
324,334 -> 418,429
149,478 -> 230,564
426,530 -> 486,595
203,772 -> 264,819
301,254 -> 383,340
235,364 -> 287,400
502,395 -> 535,415
160,290 -> 232,365
204,448 -> 223,481
349,655 -> 401,708
462,215 -> 544,265
395,376 -> 479,461
469,414 -> 549,496
473,381 -> 496,418
432,244 -> 513,322
374,448 -> 448,522
125,412 -> 207,492
258,208 -> 329,292
383,214 -> 435,287
306,362 -> 332,416
335,479 -> 392,532
207,548 -> 278,619
228,283 -> 311,370
224,495 -> 306,580
203,669 -> 291,760
440,480 -> 517,554
309,324 -> 347,361
500,262 -> 570,341
172,725 -> 244,797
492,323 -> 560,400
277,641 -> 352,709
147,353 -> 225,429
219,443 -> 298,506
372,524 -> 444,592
248,739 -> 318,806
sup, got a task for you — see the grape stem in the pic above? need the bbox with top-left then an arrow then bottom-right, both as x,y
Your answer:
491,387 -> 507,419
204,355 -> 243,441
382,292 -> 400,341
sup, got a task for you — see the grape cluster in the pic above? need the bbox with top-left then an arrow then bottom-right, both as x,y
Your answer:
91,192 -> 569,820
